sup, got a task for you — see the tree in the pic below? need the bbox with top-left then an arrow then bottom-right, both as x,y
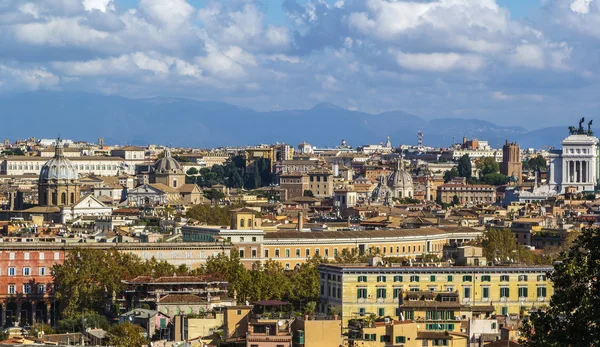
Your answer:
203,189 -> 225,202
480,229 -> 549,265
186,204 -> 231,225
480,172 -> 509,186
444,167 -> 459,183
457,154 -> 472,179
477,157 -> 499,176
452,195 -> 460,206
527,156 -> 547,171
520,228 -> 597,347
107,322 -> 148,347
303,190 -> 315,197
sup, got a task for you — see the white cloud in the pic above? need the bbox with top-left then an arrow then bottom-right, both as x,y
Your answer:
0,65 -> 59,90
394,52 -> 485,72
570,0 -> 593,14
509,44 -> 545,69
83,0 -> 114,12
491,91 -> 544,102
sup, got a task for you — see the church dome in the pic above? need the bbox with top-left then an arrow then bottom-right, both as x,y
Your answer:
153,148 -> 183,174
388,160 -> 413,190
39,139 -> 78,182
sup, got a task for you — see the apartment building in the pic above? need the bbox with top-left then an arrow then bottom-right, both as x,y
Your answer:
318,262 -> 553,325
437,184 -> 496,205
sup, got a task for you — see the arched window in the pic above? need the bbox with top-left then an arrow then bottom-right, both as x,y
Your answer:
70,193 -> 75,204
173,179 -> 178,188
61,193 -> 66,204
52,193 -> 57,205
240,219 -> 245,227
247,219 -> 252,228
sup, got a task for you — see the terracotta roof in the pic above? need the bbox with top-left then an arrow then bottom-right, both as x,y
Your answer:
178,184 -> 200,193
149,183 -> 178,193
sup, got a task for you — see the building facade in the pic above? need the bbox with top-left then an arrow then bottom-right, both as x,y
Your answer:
279,173 -> 310,200
318,263 -> 554,325
307,169 -> 334,198
437,184 -> 496,205
549,130 -> 599,194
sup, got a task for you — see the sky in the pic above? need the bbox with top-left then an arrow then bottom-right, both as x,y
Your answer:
1,0 -> 600,129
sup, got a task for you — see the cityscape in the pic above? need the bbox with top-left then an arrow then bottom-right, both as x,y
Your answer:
0,0 -> 598,346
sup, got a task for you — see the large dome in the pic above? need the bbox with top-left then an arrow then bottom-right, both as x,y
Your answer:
39,139 -> 78,182
153,148 -> 183,174
388,160 -> 413,189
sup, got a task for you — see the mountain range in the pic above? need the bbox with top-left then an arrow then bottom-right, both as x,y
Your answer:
0,92 -> 569,149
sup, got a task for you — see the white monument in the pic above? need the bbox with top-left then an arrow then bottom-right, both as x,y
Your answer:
549,118 -> 599,194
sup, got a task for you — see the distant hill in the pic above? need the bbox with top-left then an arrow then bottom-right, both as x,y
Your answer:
0,92 -> 568,148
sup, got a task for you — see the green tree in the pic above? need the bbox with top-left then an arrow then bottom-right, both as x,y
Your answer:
444,167 -> 459,183
480,172 -> 509,186
303,190 -> 315,197
203,189 -> 225,202
186,205 -> 231,225
477,157 -> 499,176
107,322 -> 148,347
457,154 -> 472,179
480,229 -> 548,265
520,228 -> 596,347
452,195 -> 460,206
527,156 -> 547,171
204,252 -> 251,300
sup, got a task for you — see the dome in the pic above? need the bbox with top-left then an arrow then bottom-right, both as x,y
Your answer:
39,139 -> 78,182
387,160 -> 414,197
153,148 -> 183,174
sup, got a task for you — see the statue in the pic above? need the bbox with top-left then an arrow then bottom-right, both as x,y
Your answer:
588,119 -> 594,136
578,117 -> 585,134
569,126 -> 576,135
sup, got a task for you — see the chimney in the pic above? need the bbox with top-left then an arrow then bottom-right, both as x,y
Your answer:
298,211 -> 303,231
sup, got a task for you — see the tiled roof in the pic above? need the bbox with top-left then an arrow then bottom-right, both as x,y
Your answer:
160,294 -> 205,304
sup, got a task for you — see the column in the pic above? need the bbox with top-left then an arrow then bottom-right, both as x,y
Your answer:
583,161 -> 587,183
577,161 -> 581,183
16,302 -> 21,326
46,303 -> 52,325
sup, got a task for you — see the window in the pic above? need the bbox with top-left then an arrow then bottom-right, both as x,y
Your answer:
377,275 -> 386,282
394,275 -> 403,282
422,340 -> 429,346
24,252 -> 30,260
482,287 -> 490,299
481,275 -> 491,282
357,288 -> 367,299
518,287 -> 528,298
430,275 -> 436,282
376,288 -> 387,299
252,237 -> 256,242
265,250 -> 269,258
359,308 -> 366,316
537,287 -> 547,298
275,249 -> 280,258
240,237 -> 245,242
285,249 -> 290,257
324,248 -> 329,256
519,275 -> 528,281
239,249 -> 244,258
23,267 -> 30,276
500,287 -> 510,298
500,275 -> 510,282
9,252 -> 14,260
447,275 -> 453,282
358,276 -> 367,282
295,249 -> 301,257
251,249 -> 257,258
410,275 -> 420,282
393,288 -> 402,299
464,287 -> 471,299
39,267 -> 46,276
463,275 -> 472,282
333,248 -> 338,256
8,267 -> 15,276
306,249 -> 310,257
37,284 -> 46,293
23,284 -> 31,294
315,249 -> 320,256
54,252 -> 60,260
537,275 -> 547,281
378,308 -> 385,317
7,285 -> 15,294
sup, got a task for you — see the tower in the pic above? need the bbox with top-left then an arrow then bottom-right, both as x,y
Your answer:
500,140 -> 522,184
98,137 -> 104,146
417,131 -> 423,149
38,138 -> 81,206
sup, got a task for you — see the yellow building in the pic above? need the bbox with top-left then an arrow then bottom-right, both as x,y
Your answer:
346,320 -> 467,347
246,147 -> 276,171
319,263 -> 553,326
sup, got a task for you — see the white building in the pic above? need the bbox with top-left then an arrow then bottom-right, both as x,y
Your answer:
1,156 -> 125,177
549,132 -> 599,194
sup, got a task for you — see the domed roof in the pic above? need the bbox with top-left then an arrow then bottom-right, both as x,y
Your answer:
39,138 -> 78,182
388,159 -> 413,189
153,148 -> 183,174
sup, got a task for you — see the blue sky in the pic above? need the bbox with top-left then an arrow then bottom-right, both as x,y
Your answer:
0,0 -> 599,128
